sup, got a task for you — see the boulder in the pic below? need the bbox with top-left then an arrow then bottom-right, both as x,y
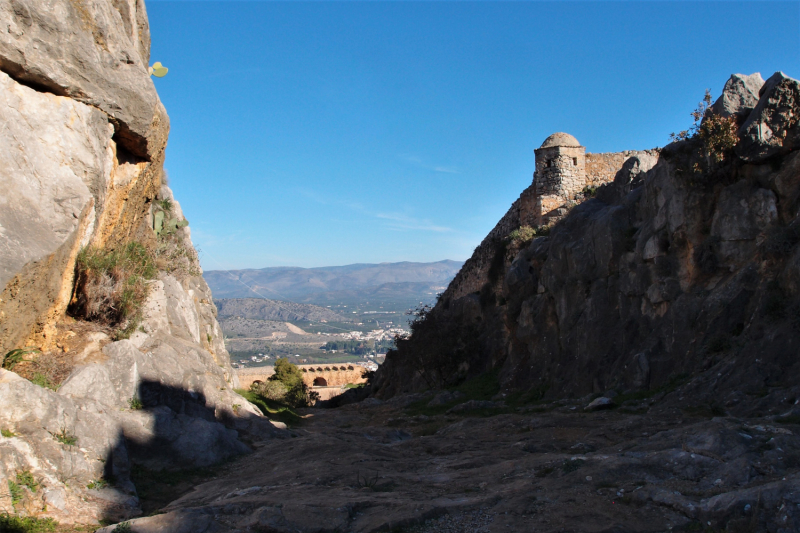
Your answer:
737,71 -> 800,162
584,396 -> 615,411
0,0 -> 169,160
711,73 -> 764,119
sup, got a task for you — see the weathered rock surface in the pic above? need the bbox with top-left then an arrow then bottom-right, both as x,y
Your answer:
95,396 -> 800,532
737,71 -> 800,162
0,0 -> 169,160
711,72 -> 765,119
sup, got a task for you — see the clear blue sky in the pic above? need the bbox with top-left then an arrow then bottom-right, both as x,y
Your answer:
146,1 -> 799,270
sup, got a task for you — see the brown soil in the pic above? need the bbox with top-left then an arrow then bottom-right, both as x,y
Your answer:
10,318 -> 112,390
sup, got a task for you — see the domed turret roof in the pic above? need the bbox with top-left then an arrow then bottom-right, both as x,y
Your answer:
539,132 -> 581,149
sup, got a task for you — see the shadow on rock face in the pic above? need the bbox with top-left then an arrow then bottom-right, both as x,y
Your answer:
118,380 -> 250,472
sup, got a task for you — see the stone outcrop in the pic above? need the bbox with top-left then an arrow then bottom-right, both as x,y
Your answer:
711,72 -> 764,119
0,0 -> 284,527
374,72 -> 800,421
0,0 -> 168,160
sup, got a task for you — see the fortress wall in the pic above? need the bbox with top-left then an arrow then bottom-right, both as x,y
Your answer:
585,150 -> 660,187
444,148 -> 660,303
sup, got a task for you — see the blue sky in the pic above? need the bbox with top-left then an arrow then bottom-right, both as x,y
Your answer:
146,1 -> 800,270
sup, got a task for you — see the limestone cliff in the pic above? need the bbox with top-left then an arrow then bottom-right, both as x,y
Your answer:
374,72 -> 800,422
0,0 -> 281,526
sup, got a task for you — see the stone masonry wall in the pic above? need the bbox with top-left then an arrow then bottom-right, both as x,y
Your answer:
585,150 -> 660,187
534,146 -> 586,198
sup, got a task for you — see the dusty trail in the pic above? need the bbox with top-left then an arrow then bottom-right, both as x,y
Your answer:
105,393 -> 800,532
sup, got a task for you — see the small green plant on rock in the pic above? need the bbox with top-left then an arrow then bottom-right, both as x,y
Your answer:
16,471 -> 38,493
51,427 -> 77,447
7,480 -> 23,508
505,225 -> 550,247
582,185 -> 598,198
113,521 -> 133,533
2,348 -> 40,370
128,397 -> 143,410
87,478 -> 108,490
0,514 -> 58,532
30,373 -> 56,391
1,428 -> 16,438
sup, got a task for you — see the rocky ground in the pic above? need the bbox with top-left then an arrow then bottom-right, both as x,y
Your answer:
101,383 -> 800,533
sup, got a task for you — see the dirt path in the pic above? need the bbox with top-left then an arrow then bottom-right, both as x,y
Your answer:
104,393 -> 800,532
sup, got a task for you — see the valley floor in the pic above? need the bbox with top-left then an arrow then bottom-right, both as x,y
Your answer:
105,393 -> 800,532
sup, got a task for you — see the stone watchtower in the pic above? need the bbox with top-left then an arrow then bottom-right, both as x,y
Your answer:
531,132 -> 586,225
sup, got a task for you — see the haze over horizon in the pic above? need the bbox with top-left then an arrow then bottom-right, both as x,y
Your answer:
146,1 -> 800,271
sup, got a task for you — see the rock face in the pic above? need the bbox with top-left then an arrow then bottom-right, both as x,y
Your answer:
0,0 -> 283,526
0,0 -> 168,159
373,72 -> 800,423
711,72 -> 764,119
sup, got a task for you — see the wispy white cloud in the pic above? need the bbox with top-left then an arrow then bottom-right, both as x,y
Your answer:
433,166 -> 459,174
400,154 -> 460,175
295,188 -> 452,233
376,213 -> 453,233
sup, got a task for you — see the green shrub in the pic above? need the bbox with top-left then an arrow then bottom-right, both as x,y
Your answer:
0,514 -> 57,532
72,242 -> 157,339
128,397 -> 144,410
250,380 -> 288,402
582,185 -> 598,198
505,225 -> 549,247
1,428 -> 16,438
506,226 -> 536,244
265,358 -> 317,407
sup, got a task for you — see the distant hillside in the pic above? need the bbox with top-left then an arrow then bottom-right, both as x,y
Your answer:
299,281 -> 449,308
204,260 -> 463,300
215,298 -> 349,322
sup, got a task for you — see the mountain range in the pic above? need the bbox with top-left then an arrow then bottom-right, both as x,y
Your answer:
203,260 -> 462,303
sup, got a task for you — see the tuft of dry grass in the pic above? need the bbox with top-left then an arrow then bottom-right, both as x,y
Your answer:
13,351 -> 73,391
70,242 -> 156,339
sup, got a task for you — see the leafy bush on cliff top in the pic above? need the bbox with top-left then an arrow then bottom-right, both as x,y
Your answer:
71,242 -> 156,339
669,89 -> 738,165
